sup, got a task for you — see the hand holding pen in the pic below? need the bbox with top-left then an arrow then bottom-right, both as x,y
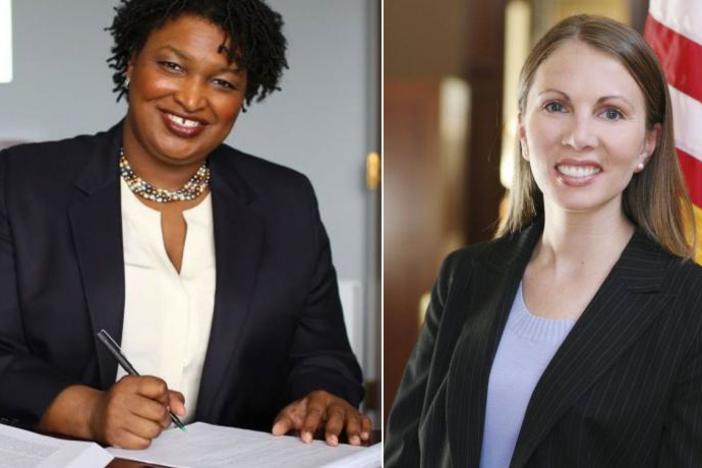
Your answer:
89,329 -> 186,448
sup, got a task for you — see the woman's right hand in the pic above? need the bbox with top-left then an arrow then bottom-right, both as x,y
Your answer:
38,376 -> 185,449
89,375 -> 185,448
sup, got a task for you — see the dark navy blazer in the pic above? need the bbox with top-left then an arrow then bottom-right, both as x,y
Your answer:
386,221 -> 702,467
0,123 -> 363,431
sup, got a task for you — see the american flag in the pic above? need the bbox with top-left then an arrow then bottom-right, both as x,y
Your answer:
644,0 -> 702,261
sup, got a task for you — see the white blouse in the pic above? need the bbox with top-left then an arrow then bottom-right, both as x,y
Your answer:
117,177 -> 216,423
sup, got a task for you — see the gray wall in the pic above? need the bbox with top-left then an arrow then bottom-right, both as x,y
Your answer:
234,0 -> 373,286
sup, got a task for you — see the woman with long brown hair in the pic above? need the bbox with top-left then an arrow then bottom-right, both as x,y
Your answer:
386,15 -> 702,467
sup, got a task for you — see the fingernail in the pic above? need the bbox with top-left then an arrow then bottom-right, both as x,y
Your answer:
362,431 -> 370,440
350,435 -> 361,445
302,432 -> 313,443
328,435 -> 338,446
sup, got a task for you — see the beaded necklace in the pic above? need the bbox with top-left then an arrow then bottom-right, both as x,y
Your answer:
119,149 -> 210,203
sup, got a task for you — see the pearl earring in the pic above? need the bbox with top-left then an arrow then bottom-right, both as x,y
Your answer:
636,162 -> 645,172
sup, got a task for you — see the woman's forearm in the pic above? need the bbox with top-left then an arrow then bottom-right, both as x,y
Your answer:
37,385 -> 102,441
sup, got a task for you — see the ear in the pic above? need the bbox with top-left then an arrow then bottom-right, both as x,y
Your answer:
125,53 -> 137,83
518,113 -> 528,161
637,123 -> 661,171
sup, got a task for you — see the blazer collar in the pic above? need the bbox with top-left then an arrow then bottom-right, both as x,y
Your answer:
444,221 -> 674,467
510,228 -> 673,467
73,123 -> 123,195
193,146 -> 265,421
446,222 -> 542,466
68,122 -> 125,389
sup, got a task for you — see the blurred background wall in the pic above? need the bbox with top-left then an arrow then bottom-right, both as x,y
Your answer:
0,0 -> 381,423
384,0 -> 649,425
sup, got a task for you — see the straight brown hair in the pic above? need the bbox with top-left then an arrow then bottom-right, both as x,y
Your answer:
498,14 -> 694,259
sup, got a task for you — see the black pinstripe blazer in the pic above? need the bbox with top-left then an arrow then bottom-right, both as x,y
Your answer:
385,221 -> 702,467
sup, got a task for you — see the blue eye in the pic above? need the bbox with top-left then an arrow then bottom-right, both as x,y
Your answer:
601,108 -> 623,121
544,102 -> 566,113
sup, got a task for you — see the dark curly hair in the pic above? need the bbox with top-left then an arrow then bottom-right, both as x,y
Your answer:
106,0 -> 288,108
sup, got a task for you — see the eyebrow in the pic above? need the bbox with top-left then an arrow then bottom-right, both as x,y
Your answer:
158,45 -> 241,74
537,89 -> 634,108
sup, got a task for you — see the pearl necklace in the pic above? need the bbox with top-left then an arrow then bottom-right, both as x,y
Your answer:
119,149 -> 210,203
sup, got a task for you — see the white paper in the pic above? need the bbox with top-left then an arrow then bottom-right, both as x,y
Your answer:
108,422 -> 380,468
0,423 -> 113,468
320,443 -> 382,468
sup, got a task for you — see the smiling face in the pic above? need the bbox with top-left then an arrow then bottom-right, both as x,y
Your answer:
123,14 -> 247,170
519,39 -> 659,216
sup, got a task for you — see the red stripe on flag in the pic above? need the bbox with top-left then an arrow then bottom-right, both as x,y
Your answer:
645,14 -> 702,104
677,148 -> 702,207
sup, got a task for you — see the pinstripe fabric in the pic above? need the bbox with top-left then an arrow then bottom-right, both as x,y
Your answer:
385,222 -> 702,467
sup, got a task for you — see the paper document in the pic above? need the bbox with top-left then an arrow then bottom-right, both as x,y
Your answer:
0,423 -> 113,468
108,422 -> 381,468
318,442 -> 382,468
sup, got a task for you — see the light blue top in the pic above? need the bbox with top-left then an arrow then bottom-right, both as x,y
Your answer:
479,282 -> 576,468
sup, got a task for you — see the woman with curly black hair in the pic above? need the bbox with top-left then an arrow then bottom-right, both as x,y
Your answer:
0,0 -> 370,450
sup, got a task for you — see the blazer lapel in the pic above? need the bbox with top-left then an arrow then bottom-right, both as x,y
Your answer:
195,147 -> 265,421
510,231 -> 673,468
446,223 -> 542,467
68,124 -> 125,390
